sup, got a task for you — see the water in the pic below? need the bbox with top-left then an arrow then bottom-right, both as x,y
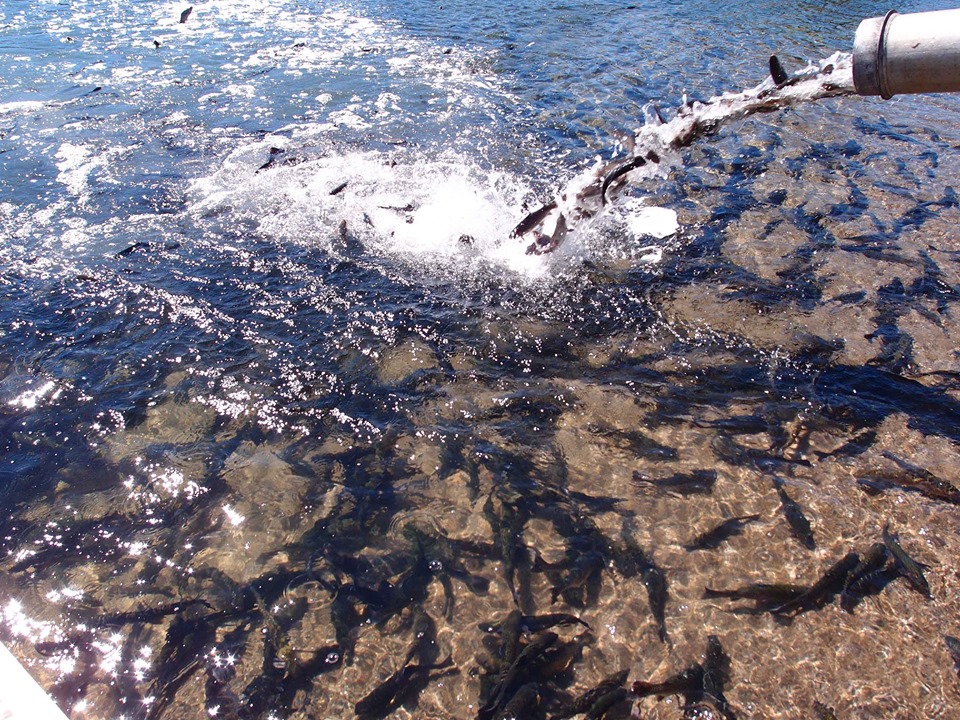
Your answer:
2,1 -> 960,718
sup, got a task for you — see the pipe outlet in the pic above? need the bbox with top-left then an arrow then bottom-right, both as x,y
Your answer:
854,8 -> 960,98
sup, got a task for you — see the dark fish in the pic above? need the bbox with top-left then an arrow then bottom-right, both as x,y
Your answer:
525,213 -> 567,255
409,609 -> 439,664
840,542 -> 890,612
354,655 -> 455,718
639,550 -> 670,644
862,450 -> 960,505
510,202 -> 557,238
771,552 -> 861,616
330,592 -> 363,665
499,609 -> 524,666
703,583 -> 807,613
633,470 -> 716,496
179,6 -> 193,23
520,613 -> 591,633
97,598 -> 214,627
550,550 -> 606,604
944,635 -> 960,679
584,687 -> 630,719
600,150 -> 661,204
772,477 -> 816,550
495,682 -> 539,720
600,155 -> 646,205
116,241 -> 151,257
632,664 -> 704,698
816,429 -> 877,460
483,493 -> 528,608
480,632 -> 559,719
813,701 -> 838,720
588,423 -> 678,460
330,181 -> 349,196
684,515 -> 761,552
145,614 -> 215,720
882,522 -> 932,599
618,521 -> 670,643
702,635 -> 735,719
536,630 -> 590,677
769,55 -> 789,86
550,669 -> 629,720
257,147 -> 305,173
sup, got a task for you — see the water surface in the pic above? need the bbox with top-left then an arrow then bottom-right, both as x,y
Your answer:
3,1 -> 960,718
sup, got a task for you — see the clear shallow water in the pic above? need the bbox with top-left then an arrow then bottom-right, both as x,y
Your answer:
3,1 -> 960,719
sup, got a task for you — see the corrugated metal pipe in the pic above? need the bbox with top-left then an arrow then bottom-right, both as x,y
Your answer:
854,8 -> 960,98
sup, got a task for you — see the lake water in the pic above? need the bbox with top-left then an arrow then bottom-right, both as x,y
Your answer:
3,1 -> 960,718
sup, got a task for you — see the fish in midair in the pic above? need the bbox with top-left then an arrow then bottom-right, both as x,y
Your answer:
769,55 -> 789,86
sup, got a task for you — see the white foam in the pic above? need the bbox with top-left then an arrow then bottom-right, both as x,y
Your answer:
0,100 -> 44,115
620,201 -> 679,240
188,136 -> 680,284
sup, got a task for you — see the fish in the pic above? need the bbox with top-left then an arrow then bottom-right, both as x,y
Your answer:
813,701 -> 838,720
702,583 -> 807,613
480,632 -> 559,719
116,241 -> 151,257
549,550 -> 606,605
354,655 -> 455,718
96,598 -> 214,627
600,150 -> 661,204
600,155 -> 646,205
684,515 -> 761,552
840,542 -> 890,612
588,423 -> 678,460
256,147 -> 306,173
634,637 -> 737,718
772,477 -> 816,550
494,682 -> 540,720
550,669 -> 629,720
702,635 -> 735,719
525,213 -> 567,255
510,202 -> 558,238
330,592 -> 364,665
769,55 -> 789,86
882,522 -> 932,599
618,520 -> 670,643
520,613 -> 591,633
483,493 -> 528,608
639,549 -> 670,644
858,453 -> 960,506
632,664 -> 704,698
179,6 -> 193,23
145,614 -> 215,720
633,470 -> 716,496
944,635 -> 960,680
771,552 -> 861,616
499,609 -> 525,666
584,687 -> 630,719
409,608 -> 439,664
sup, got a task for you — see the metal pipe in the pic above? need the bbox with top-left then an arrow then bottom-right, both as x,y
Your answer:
853,8 -> 960,98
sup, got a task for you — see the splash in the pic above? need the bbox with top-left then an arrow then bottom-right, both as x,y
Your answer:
190,53 -> 854,284
513,52 -> 856,253
189,140 -> 677,283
